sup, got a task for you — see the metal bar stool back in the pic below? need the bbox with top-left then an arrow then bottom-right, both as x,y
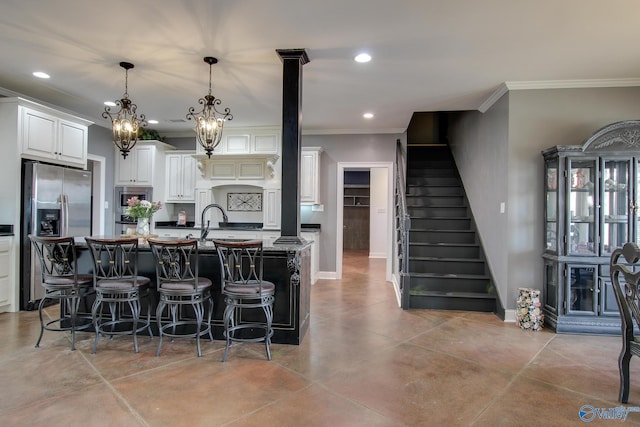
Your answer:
147,238 -> 213,357
29,235 -> 94,350
213,239 -> 275,361
84,237 -> 153,353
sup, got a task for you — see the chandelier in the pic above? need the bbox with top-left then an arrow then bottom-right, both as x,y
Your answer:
186,56 -> 233,158
102,61 -> 146,159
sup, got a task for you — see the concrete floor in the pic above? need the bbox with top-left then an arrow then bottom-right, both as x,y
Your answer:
1,251 -> 639,426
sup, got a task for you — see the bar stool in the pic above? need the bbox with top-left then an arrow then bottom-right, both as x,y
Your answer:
147,237 -> 213,357
212,239 -> 275,361
29,235 -> 95,350
84,236 -> 153,353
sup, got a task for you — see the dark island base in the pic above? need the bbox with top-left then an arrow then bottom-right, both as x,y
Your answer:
71,243 -> 310,345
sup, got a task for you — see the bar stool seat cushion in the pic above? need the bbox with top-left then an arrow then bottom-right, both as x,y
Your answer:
224,280 -> 275,296
45,274 -> 94,287
96,276 -> 151,290
159,278 -> 212,292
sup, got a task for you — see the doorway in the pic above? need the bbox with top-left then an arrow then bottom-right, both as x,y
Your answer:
343,170 -> 370,253
336,162 -> 393,281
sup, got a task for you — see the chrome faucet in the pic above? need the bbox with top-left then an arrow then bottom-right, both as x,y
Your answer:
200,203 -> 229,240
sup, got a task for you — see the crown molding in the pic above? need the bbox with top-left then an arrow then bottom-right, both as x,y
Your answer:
478,78 -> 640,113
302,127 -> 406,136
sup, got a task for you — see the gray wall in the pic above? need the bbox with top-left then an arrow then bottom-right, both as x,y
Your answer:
450,86 -> 640,312
449,95 -> 510,309
87,124 -> 117,235
302,133 -> 400,271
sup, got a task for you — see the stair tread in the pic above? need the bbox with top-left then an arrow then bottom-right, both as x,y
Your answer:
410,272 -> 490,279
410,216 -> 471,219
410,242 -> 479,247
411,290 -> 496,299
410,228 -> 475,232
409,257 -> 482,262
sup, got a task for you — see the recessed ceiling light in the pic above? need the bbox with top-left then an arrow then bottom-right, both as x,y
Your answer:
147,119 -> 159,124
32,71 -> 50,79
363,112 -> 374,119
103,101 -> 116,107
354,53 -> 372,63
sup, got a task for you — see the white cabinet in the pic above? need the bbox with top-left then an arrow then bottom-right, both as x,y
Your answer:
15,100 -> 90,168
195,188 -> 213,227
0,236 -> 13,310
165,151 -> 196,202
116,145 -> 154,185
115,141 -> 174,187
301,231 -> 320,284
301,147 -> 322,205
263,189 -> 281,229
195,128 -> 280,156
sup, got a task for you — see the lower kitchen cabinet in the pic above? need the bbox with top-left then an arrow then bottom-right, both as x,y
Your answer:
0,235 -> 14,311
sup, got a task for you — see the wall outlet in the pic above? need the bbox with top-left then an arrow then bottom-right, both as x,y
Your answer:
311,204 -> 324,212
500,202 -> 505,214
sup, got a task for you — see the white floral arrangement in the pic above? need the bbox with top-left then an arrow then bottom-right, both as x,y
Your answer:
515,287 -> 544,331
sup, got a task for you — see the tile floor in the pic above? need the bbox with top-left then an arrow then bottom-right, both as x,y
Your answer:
1,251 -> 640,426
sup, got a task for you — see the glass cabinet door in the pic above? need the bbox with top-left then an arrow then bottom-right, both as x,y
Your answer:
566,265 -> 597,315
545,159 -> 559,252
568,159 -> 596,255
602,159 -> 630,255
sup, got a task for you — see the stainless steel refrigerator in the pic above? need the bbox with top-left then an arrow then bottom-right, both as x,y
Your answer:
21,161 -> 92,310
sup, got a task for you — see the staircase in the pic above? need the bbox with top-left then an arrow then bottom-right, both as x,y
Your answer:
405,145 -> 496,312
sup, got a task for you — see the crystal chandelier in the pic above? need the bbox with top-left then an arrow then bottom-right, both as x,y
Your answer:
102,62 -> 146,159
186,57 -> 233,158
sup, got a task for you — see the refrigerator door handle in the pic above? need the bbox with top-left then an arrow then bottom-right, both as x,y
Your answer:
61,194 -> 68,236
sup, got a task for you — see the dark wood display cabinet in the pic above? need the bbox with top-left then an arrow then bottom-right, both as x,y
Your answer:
542,120 -> 640,334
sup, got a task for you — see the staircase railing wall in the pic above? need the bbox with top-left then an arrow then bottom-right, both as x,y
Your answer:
395,139 -> 411,309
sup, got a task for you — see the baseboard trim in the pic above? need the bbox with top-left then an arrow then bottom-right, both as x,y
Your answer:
504,309 -> 516,323
317,271 -> 338,280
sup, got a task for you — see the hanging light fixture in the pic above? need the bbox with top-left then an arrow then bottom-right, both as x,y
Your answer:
186,56 -> 233,158
102,61 -> 147,159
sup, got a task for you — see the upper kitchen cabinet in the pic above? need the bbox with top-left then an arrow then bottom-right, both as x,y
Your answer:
0,97 -> 92,169
195,127 -> 280,156
165,151 -> 196,202
301,147 -> 323,205
115,140 -> 175,187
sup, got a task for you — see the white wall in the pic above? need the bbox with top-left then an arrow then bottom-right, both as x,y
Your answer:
369,167 -> 388,258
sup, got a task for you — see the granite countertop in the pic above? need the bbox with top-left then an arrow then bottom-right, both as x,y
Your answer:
0,224 -> 14,236
154,221 -> 320,232
76,236 -> 312,252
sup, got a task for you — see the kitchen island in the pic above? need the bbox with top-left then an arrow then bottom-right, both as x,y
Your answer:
74,237 -> 311,345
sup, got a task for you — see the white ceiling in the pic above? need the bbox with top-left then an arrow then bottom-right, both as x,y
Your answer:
1,0 -> 639,136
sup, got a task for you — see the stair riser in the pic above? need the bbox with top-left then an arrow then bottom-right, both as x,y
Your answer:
410,218 -> 471,230
410,231 -> 476,244
410,245 -> 479,258
409,295 -> 496,312
407,177 -> 460,186
408,207 -> 468,218
407,187 -> 464,197
407,197 -> 465,207
409,260 -> 485,275
407,168 -> 458,178
410,276 -> 491,294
